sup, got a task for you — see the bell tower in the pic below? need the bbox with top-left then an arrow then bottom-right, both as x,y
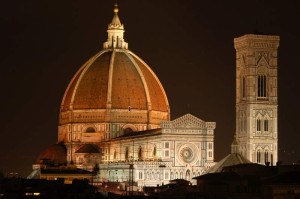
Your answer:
234,34 -> 280,165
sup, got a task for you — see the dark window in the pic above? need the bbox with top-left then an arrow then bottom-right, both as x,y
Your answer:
258,75 -> 267,97
86,127 -> 96,133
138,147 -> 142,160
123,128 -> 133,135
257,119 -> 261,131
242,77 -> 246,98
264,120 -> 269,131
265,151 -> 269,163
125,148 -> 129,161
257,150 -> 261,163
153,146 -> 156,157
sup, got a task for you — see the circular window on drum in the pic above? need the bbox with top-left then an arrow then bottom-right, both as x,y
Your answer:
179,147 -> 195,163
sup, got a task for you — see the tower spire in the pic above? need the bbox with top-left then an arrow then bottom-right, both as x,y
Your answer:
103,3 -> 128,49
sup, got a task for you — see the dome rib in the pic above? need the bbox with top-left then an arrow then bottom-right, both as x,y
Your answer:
70,49 -> 110,110
106,50 -> 116,109
129,50 -> 170,114
123,50 -> 151,109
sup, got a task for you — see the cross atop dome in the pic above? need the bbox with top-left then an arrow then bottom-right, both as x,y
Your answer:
103,3 -> 128,49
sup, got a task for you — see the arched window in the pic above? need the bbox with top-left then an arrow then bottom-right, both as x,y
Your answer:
264,120 -> 269,131
123,128 -> 133,135
271,153 -> 273,166
153,146 -> 156,158
175,172 -> 178,179
138,147 -> 142,161
257,119 -> 261,131
170,172 -> 174,180
113,150 -> 117,160
180,172 -> 183,179
125,147 -> 129,161
257,150 -> 261,163
85,127 -> 96,133
265,151 -> 269,163
258,75 -> 267,97
186,170 -> 190,180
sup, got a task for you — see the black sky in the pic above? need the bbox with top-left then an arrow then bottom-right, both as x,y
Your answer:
1,0 -> 300,177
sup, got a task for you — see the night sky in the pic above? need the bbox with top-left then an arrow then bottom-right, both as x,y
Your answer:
1,0 -> 300,177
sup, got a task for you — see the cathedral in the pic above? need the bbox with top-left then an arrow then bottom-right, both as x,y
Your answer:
30,4 -> 279,187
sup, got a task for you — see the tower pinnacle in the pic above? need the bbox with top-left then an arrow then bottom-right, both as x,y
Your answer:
103,3 -> 128,49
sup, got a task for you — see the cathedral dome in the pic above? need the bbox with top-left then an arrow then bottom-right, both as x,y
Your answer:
59,5 -> 169,127
36,143 -> 67,164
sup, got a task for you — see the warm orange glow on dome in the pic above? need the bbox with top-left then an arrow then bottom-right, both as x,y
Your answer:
59,49 -> 170,125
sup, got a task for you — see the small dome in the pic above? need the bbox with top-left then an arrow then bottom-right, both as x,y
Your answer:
36,143 -> 67,164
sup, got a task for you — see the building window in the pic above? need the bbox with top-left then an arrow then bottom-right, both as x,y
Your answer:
175,172 -> 178,179
165,172 -> 169,180
125,148 -> 129,161
165,150 -> 169,157
138,147 -> 142,160
271,153 -> 273,165
257,119 -> 261,131
170,172 -> 174,179
264,120 -> 269,131
208,143 -> 212,149
242,77 -> 246,98
139,172 -> 143,179
265,151 -> 269,163
153,146 -> 156,158
123,128 -> 133,135
85,127 -> 96,133
165,142 -> 169,149
258,75 -> 267,97
208,151 -> 212,158
257,150 -> 261,163
113,150 -> 116,160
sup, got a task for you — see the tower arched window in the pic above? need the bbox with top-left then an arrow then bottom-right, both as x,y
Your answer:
264,119 -> 269,131
258,75 -> 267,97
257,150 -> 261,163
242,77 -> 246,98
257,119 -> 261,131
265,151 -> 269,163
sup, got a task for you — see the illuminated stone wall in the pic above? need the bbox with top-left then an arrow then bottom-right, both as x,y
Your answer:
234,34 -> 279,165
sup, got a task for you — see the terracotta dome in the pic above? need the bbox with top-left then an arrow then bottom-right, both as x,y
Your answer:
59,49 -> 170,125
37,143 -> 67,164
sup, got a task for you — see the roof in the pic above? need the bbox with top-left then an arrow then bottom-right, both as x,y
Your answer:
75,144 -> 100,154
36,143 -> 67,164
205,153 -> 252,174
109,128 -> 162,140
40,168 -> 93,175
193,172 -> 242,181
